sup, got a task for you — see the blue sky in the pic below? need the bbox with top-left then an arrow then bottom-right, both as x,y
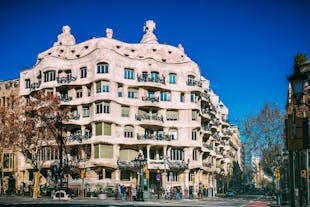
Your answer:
0,0 -> 309,123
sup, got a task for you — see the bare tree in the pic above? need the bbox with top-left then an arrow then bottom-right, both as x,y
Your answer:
14,91 -> 69,199
241,103 -> 284,177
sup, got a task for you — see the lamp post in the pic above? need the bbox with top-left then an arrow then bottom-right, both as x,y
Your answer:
132,153 -> 147,201
288,69 -> 309,207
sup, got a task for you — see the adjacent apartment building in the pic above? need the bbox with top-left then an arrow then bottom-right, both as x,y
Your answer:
7,20 -> 241,196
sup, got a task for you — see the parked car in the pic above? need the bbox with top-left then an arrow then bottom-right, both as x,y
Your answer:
226,190 -> 236,197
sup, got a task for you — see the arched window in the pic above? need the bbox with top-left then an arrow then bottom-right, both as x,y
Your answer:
97,62 -> 109,73
124,125 -> 134,138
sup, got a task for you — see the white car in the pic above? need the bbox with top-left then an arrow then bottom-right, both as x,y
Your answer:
52,190 -> 71,200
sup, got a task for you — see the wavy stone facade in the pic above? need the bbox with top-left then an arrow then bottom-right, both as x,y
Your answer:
18,21 -> 241,195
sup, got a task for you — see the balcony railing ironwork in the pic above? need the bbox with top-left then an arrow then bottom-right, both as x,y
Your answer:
186,79 -> 202,87
137,74 -> 165,84
142,96 -> 159,103
135,114 -> 164,122
137,133 -> 172,141
167,160 -> 189,170
117,159 -> 135,169
30,81 -> 41,90
58,95 -> 72,102
56,74 -> 77,84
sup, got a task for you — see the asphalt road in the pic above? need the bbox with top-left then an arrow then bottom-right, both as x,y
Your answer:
0,195 -> 265,207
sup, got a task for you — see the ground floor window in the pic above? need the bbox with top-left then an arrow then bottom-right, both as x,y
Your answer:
120,170 -> 132,181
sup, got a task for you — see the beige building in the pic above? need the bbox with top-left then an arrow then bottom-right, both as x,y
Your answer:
16,20 -> 242,196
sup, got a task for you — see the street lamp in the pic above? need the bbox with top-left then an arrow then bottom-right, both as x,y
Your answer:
288,68 -> 309,207
132,153 -> 147,201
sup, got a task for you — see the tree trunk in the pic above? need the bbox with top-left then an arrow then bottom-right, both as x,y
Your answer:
32,171 -> 39,199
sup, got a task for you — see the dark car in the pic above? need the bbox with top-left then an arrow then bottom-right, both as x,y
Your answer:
226,190 -> 236,197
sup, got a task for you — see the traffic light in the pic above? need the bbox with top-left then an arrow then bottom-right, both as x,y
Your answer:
301,170 -> 307,178
275,169 -> 280,180
145,169 -> 149,179
81,169 -> 86,178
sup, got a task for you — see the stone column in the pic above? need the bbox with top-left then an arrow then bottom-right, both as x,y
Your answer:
184,169 -> 189,191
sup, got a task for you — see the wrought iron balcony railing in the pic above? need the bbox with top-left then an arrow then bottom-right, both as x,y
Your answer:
135,114 -> 164,122
167,160 -> 189,170
137,74 -> 165,84
58,95 -> 72,102
117,159 -> 135,169
137,133 -> 172,141
56,74 -> 77,84
30,81 -> 41,90
186,79 -> 202,87
142,96 -> 159,102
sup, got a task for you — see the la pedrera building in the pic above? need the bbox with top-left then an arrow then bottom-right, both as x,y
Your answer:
15,20 -> 242,196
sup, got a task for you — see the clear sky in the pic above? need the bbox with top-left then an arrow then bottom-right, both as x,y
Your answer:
0,0 -> 309,123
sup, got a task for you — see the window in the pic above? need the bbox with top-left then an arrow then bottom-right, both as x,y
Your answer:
43,70 -> 56,82
124,125 -> 134,138
94,144 -> 113,159
121,106 -> 130,117
76,88 -> 83,98
166,110 -> 178,121
192,110 -> 198,121
83,106 -> 90,117
96,81 -> 109,93
168,172 -> 178,182
150,72 -> 159,82
118,87 -> 123,97
190,93 -> 196,103
96,102 -> 109,114
124,68 -> 135,79
121,170 -> 132,181
193,149 -> 199,161
102,85 -> 109,92
169,73 -> 176,84
192,129 -> 198,140
3,153 -> 14,169
87,86 -> 91,96
128,88 -> 138,99
97,62 -> 109,73
25,79 -> 31,89
80,67 -> 87,78
170,149 -> 184,160
95,122 -> 111,136
180,93 -> 184,102
168,129 -> 178,140
187,75 -> 195,85
160,91 -> 171,101
45,88 -> 54,96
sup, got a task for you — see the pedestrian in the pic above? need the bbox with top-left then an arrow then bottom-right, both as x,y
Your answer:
132,187 -> 137,201
120,185 -> 126,201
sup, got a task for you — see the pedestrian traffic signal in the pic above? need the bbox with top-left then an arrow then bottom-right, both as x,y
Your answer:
301,170 -> 307,178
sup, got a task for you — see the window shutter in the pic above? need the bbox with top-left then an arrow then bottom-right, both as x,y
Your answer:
94,144 -> 99,158
96,122 -> 102,136
192,110 -> 197,120
100,145 -> 113,158
104,122 -> 111,136
124,125 -> 133,132
122,106 -> 129,116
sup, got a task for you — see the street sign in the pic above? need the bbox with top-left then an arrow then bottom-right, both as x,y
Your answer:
156,173 -> 160,181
